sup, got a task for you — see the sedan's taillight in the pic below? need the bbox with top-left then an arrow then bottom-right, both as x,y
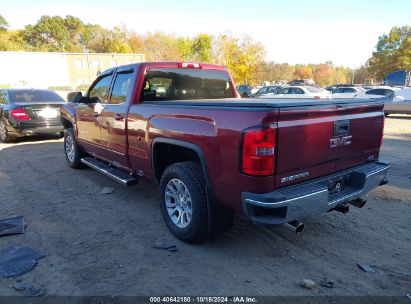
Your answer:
10,109 -> 30,120
241,127 -> 276,176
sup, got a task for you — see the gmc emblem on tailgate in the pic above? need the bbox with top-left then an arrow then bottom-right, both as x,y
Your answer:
330,135 -> 352,148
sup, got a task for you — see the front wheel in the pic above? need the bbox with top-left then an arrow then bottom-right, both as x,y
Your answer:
64,128 -> 84,169
159,162 -> 209,243
0,120 -> 15,143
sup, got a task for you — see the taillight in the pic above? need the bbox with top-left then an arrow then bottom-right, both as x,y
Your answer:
10,109 -> 30,120
241,127 -> 276,176
177,62 -> 202,69
379,114 -> 385,148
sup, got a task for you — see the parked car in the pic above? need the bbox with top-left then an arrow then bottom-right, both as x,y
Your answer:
249,85 -> 283,97
289,79 -> 315,86
325,84 -> 355,92
0,89 -> 65,142
236,85 -> 251,97
331,86 -> 366,98
61,62 -> 389,242
354,87 -> 411,115
250,86 -> 262,95
258,86 -> 331,99
384,98 -> 411,115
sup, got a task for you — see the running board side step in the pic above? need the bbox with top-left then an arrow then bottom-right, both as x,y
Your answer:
81,157 -> 138,186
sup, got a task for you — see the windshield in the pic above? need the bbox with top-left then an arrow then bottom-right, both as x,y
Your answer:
9,90 -> 64,102
141,68 -> 235,101
305,87 -> 321,93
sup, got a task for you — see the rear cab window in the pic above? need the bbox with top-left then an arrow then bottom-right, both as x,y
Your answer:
141,68 -> 235,101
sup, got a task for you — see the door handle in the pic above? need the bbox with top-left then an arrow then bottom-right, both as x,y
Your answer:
114,113 -> 124,120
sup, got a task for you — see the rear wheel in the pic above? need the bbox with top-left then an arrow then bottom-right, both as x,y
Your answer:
0,120 -> 15,143
160,161 -> 209,243
64,128 -> 84,169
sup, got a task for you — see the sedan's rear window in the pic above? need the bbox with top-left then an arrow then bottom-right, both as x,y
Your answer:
9,90 -> 64,102
141,68 -> 235,101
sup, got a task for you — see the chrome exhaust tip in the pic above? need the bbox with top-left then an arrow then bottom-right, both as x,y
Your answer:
284,220 -> 305,233
349,198 -> 367,208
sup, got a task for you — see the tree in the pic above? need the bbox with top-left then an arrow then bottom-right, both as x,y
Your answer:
22,15 -> 75,51
368,26 -> 411,81
176,37 -> 194,61
127,31 -> 145,53
313,63 -> 336,86
214,34 -> 265,84
143,32 -> 182,61
191,33 -> 213,63
0,14 -> 9,31
294,65 -> 313,79
396,36 -> 411,70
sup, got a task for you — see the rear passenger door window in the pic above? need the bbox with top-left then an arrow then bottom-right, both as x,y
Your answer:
277,88 -> 289,94
110,72 -> 133,104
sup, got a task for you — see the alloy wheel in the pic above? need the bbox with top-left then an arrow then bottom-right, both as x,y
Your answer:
65,134 -> 75,162
164,178 -> 193,228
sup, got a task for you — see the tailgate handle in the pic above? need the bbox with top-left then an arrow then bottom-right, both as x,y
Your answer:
334,120 -> 350,136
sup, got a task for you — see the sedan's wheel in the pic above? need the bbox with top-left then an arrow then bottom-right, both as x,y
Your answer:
160,161 -> 208,242
64,128 -> 84,169
0,121 -> 15,143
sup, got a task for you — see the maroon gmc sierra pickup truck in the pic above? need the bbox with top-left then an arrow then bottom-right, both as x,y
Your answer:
61,62 -> 389,242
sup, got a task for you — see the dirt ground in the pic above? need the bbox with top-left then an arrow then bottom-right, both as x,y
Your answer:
0,116 -> 410,297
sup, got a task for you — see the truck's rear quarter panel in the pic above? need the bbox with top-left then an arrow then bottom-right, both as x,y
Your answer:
127,103 -> 279,213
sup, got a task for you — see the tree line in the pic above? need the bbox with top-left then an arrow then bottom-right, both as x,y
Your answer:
1,14 -> 409,86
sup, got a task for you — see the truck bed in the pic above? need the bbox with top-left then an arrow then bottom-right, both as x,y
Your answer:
143,97 -> 384,108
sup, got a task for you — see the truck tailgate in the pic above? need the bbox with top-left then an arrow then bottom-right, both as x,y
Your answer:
275,102 -> 384,188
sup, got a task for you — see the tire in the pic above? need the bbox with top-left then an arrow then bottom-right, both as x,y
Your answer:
59,131 -> 65,137
242,93 -> 248,98
384,113 -> 390,117
159,161 -> 209,243
64,128 -> 84,169
0,120 -> 16,143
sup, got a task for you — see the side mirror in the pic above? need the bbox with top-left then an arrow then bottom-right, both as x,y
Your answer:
67,91 -> 83,103
393,96 -> 405,102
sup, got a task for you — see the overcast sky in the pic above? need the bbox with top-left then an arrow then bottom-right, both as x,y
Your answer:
3,0 -> 411,67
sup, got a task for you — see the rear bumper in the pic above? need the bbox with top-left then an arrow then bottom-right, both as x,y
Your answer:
7,119 -> 64,136
242,161 -> 390,225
